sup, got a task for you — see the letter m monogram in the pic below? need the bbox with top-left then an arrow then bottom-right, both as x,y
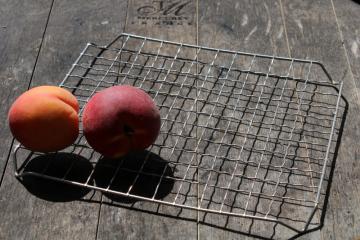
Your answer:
158,0 -> 191,16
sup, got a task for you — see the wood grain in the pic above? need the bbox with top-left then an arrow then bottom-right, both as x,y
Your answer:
0,0 -> 358,239
282,0 -> 360,239
0,0 -> 51,186
95,0 -> 199,239
331,0 -> 360,94
197,0 -> 298,239
0,0 -> 128,239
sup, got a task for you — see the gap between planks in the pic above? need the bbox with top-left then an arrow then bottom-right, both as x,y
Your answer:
0,0 -> 56,189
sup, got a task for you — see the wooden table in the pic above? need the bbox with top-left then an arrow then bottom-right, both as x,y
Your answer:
0,0 -> 359,239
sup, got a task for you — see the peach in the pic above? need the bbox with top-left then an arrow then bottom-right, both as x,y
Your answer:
8,86 -> 79,152
82,85 -> 161,158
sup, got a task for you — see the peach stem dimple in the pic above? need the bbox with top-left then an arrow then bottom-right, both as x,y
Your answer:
123,124 -> 134,136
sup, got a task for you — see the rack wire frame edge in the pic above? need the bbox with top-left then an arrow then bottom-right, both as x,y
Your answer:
13,33 -> 345,237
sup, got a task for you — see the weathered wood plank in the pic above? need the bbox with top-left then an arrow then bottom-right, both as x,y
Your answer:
282,0 -> 360,239
0,0 -> 51,185
331,0 -> 360,98
1,1 -> 357,240
95,0 -> 199,239
0,0 -> 128,239
197,0 -> 297,239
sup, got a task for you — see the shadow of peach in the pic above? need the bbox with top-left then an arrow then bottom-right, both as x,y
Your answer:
93,150 -> 174,203
20,153 -> 93,202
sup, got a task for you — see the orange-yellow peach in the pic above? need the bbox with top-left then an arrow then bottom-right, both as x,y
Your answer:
83,85 -> 161,158
8,86 -> 79,152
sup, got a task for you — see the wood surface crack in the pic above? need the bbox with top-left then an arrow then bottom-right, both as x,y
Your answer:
278,0 -> 292,58
330,0 -> 360,104
0,0 -> 56,189
196,1 -> 200,240
94,0 -> 131,239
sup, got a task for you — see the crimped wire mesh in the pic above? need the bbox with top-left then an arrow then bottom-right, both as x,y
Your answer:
13,33 -> 346,236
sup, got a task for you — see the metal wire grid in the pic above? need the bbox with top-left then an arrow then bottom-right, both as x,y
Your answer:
13,33 -> 345,236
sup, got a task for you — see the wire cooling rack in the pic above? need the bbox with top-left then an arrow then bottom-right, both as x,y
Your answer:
13,33 -> 346,238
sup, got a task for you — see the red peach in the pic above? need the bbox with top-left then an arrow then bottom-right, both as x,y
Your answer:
8,86 -> 79,152
82,85 -> 161,158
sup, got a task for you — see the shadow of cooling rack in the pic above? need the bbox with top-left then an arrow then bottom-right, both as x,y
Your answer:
12,33 -> 347,239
